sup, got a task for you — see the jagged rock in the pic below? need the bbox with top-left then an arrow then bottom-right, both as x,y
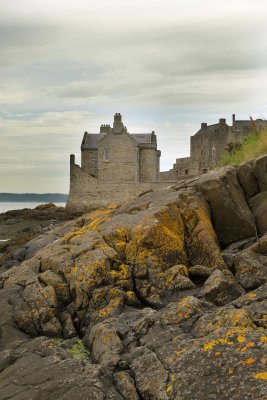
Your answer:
87,319 -> 124,367
253,153 -> 267,191
161,296 -> 213,327
234,235 -> 267,289
192,166 -> 257,247
224,237 -> 256,253
202,269 -> 245,306
237,159 -> 259,198
130,347 -> 169,400
188,265 -> 213,280
249,191 -> 267,235
1,156 -> 267,400
114,371 -> 140,400
0,337 -> 122,400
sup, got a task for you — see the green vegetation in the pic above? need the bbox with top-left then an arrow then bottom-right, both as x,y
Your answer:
54,338 -> 91,362
220,128 -> 267,166
69,340 -> 91,361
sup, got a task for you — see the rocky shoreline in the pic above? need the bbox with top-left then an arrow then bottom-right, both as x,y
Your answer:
0,156 -> 266,399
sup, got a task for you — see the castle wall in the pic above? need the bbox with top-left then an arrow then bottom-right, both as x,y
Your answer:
98,132 -> 139,182
139,146 -> 158,182
190,121 -> 229,175
174,157 -> 191,176
81,149 -> 98,177
67,164 -> 172,210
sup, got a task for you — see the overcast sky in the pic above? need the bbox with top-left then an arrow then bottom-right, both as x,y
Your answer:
1,0 -> 267,193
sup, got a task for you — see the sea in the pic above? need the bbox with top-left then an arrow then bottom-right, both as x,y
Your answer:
0,202 -> 66,214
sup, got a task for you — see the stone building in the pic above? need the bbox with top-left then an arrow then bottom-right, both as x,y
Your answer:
67,113 -> 169,209
161,114 -> 267,181
80,113 -> 161,183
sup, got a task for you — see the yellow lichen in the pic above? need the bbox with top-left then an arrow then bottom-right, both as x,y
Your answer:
253,372 -> 267,380
237,335 -> 245,343
203,338 -> 234,352
247,293 -> 257,299
243,358 -> 255,366
166,384 -> 173,394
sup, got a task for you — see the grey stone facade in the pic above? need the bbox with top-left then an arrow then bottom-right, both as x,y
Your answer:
67,113 -> 169,210
160,114 -> 267,180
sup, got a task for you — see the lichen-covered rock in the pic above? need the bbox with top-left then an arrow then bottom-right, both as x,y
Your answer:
234,235 -> 267,290
202,269 -> 245,306
130,347 -> 169,400
1,156 -> 267,400
114,371 -> 140,400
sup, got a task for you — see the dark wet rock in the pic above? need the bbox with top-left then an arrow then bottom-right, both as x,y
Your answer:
221,252 -> 235,269
188,265 -> 213,280
202,269 -> 245,306
224,237 -> 257,253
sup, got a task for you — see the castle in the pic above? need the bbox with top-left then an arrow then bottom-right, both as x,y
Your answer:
160,114 -> 267,181
67,113 -> 267,209
67,113 -> 169,209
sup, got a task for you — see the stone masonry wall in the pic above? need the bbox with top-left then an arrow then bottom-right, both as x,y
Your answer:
139,146 -> 158,182
67,164 -> 172,210
81,149 -> 98,177
97,131 -> 139,182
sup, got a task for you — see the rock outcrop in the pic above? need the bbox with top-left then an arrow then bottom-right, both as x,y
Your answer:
0,155 -> 267,400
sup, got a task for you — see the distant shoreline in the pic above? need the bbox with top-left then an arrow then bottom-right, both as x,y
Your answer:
0,193 -> 68,202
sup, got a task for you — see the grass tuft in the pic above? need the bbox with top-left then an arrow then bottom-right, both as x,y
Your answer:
220,128 -> 267,166
69,339 -> 91,361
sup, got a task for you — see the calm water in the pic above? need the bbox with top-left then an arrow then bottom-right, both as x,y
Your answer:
0,202 -> 66,214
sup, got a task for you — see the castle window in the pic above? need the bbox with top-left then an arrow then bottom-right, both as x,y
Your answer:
103,148 -> 109,161
203,168 -> 208,174
184,169 -> 188,175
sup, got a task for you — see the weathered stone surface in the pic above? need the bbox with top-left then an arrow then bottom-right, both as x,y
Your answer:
202,269 -> 245,306
253,154 -> 267,192
130,347 -> 169,400
249,191 -> 267,235
237,159 -> 259,198
188,265 -> 213,280
234,235 -> 267,290
0,337 -> 122,400
192,166 -> 257,247
114,371 -> 140,400
0,157 -> 267,400
87,319 -> 123,367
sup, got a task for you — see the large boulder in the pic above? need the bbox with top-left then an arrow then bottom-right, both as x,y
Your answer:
192,166 -> 257,247
234,235 -> 267,290
202,269 -> 245,306
237,159 -> 259,199
249,191 -> 267,235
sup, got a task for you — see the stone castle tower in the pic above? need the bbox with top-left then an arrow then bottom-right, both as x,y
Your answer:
67,114 -> 168,210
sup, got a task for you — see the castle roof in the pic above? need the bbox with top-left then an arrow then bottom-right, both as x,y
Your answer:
81,132 -> 155,149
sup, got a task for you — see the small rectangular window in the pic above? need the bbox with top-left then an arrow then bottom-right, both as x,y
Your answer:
103,148 -> 109,161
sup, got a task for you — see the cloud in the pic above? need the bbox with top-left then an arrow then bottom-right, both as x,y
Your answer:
0,0 -> 267,192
